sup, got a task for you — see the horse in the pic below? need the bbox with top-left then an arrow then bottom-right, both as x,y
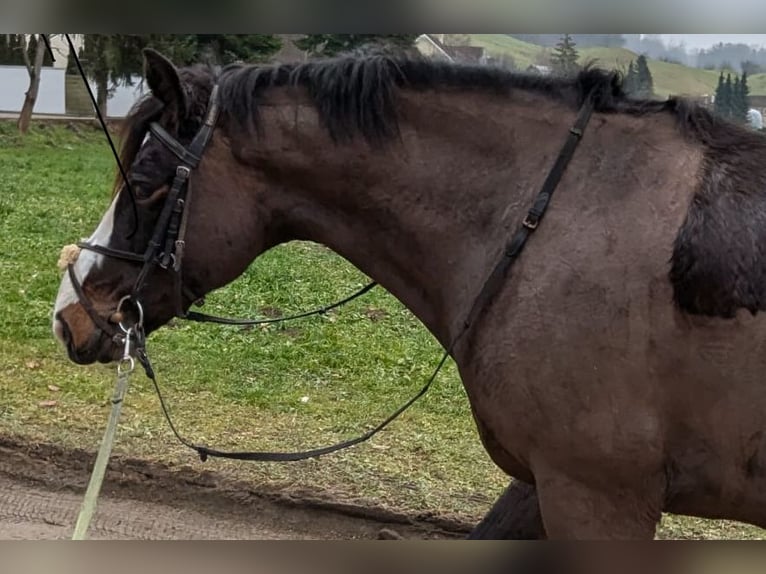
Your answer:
51,48 -> 766,539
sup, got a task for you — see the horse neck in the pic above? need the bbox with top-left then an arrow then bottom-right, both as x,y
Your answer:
245,87 -> 581,346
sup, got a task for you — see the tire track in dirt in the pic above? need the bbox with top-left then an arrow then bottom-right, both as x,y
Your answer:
0,436 -> 472,540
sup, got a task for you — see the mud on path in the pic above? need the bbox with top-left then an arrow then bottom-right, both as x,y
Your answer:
0,436 -> 473,540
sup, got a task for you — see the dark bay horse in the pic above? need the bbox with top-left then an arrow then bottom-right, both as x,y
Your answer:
52,48 -> 766,539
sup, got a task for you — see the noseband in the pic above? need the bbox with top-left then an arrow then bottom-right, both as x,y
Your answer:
66,84 -> 221,339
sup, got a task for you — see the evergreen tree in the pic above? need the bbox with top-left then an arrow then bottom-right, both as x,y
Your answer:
189,34 -> 282,64
550,34 -> 579,76
75,35 -> 283,115
623,60 -> 638,95
739,70 -> 751,123
732,76 -> 744,122
0,34 -> 8,64
5,34 -> 26,65
724,73 -> 733,118
713,71 -> 727,117
634,54 -> 654,99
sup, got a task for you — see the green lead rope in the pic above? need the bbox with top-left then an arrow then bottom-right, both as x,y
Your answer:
71,333 -> 135,540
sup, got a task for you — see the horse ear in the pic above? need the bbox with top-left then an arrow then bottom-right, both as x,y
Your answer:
142,48 -> 187,118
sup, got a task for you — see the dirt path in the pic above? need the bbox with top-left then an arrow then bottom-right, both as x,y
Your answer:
0,437 -> 472,540
0,475 -> 300,540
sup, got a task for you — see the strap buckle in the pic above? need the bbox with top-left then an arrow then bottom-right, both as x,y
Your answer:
522,214 -> 539,230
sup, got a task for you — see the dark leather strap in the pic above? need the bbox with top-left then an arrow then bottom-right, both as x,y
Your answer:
149,124 -> 202,167
137,332 -> 450,462
148,84 -> 220,169
462,90 -> 596,332
75,242 -> 146,263
67,264 -> 118,337
184,281 -> 378,326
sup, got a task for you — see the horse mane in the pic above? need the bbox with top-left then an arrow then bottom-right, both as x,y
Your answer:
215,56 -> 668,144
117,54 -> 764,173
213,54 -> 766,152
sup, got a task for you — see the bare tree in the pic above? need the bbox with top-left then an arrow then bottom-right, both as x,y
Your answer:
17,34 -> 48,135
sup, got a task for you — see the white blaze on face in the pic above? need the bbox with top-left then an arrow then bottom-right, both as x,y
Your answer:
52,196 -> 119,343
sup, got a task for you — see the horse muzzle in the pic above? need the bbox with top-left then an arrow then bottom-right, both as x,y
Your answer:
53,305 -> 122,365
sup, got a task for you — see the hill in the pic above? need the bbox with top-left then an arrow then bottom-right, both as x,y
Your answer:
468,34 -> 766,97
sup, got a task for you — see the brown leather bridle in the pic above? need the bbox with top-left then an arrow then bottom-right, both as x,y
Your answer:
66,84 -> 221,342
67,80 -> 378,346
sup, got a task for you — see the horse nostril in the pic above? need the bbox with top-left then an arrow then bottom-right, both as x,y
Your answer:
54,314 -> 71,346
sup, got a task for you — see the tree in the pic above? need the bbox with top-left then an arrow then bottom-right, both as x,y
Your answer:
66,41 -> 79,75
17,34 -> 48,134
623,60 -> 638,95
634,54 -> 654,99
295,34 -> 417,57
711,70 -> 750,124
0,34 -> 8,63
741,60 -> 764,75
550,34 -> 579,76
26,34 -> 53,67
75,35 -> 283,116
78,34 -> 114,113
714,71 -> 727,117
187,34 -> 281,65
732,76 -> 744,122
739,70 -> 751,123
724,73 -> 733,118
0,34 -> 27,65
725,71 -> 750,124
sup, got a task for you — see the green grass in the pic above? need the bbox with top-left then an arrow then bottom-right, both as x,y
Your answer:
1,120 -> 764,538
468,35 -> 766,98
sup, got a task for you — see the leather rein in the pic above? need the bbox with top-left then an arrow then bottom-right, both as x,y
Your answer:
65,61 -> 597,463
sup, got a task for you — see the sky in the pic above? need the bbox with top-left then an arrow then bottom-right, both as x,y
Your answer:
656,34 -> 766,50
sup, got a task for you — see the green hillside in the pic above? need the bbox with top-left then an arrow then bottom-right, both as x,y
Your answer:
467,34 -> 542,69
578,46 -> 723,97
468,34 -> 766,97
749,73 -> 766,94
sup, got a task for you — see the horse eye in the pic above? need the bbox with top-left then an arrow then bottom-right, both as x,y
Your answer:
127,182 -> 152,200
127,174 -> 156,199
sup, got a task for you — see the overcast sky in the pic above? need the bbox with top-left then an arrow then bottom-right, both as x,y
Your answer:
656,34 -> 766,50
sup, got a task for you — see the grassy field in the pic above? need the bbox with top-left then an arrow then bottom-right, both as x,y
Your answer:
468,34 -> 766,98
1,120 -> 764,539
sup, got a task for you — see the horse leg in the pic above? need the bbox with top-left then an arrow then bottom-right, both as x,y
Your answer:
467,479 -> 546,539
533,466 -> 663,539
